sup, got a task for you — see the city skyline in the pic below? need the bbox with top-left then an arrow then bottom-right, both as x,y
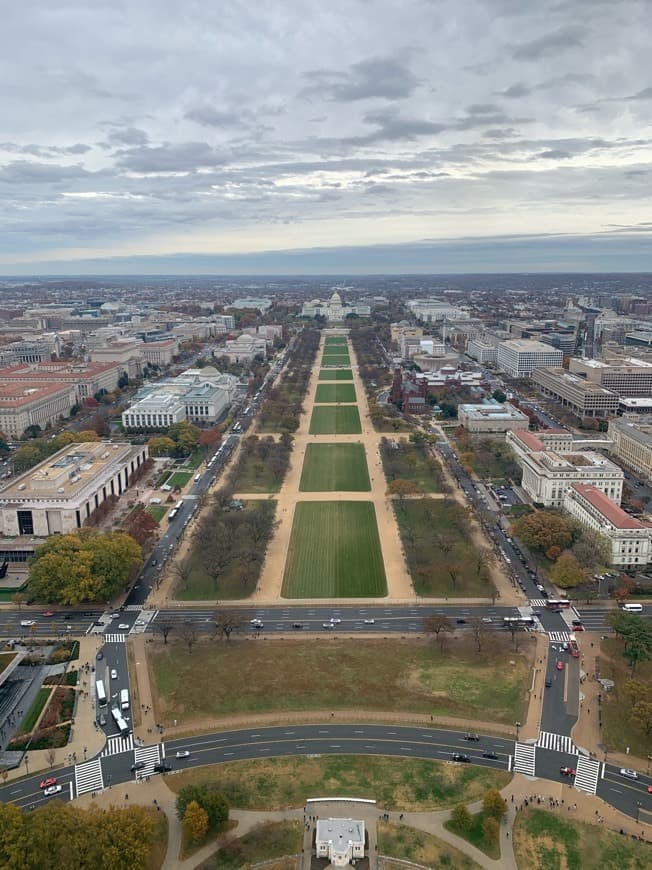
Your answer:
2,0 -> 651,273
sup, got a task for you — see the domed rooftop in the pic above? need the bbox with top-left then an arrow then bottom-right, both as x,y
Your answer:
330,291 -> 342,304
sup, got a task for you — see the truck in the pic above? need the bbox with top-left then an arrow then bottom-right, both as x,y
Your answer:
120,688 -> 130,711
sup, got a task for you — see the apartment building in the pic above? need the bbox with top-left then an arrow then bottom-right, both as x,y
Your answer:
532,367 -> 619,418
569,356 -> 652,397
506,429 -> 624,507
458,402 -> 530,434
563,484 -> 652,566
0,441 -> 148,537
497,340 -> 563,378
607,419 -> 652,482
0,382 -> 78,439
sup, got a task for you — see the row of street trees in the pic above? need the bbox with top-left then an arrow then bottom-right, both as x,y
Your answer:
257,329 -> 320,432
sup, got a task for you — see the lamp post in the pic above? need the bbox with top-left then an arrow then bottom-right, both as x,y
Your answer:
24,754 -> 29,774
647,756 -> 652,776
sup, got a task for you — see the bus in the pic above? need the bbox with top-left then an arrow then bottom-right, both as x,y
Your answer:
111,706 -> 130,737
168,500 -> 184,521
96,679 -> 107,707
503,616 -> 535,627
546,599 -> 571,612
568,635 -> 580,658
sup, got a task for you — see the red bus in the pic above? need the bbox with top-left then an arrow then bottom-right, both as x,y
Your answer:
546,599 -> 571,611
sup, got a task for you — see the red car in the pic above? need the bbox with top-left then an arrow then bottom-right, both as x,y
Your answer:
39,777 -> 57,789
572,622 -> 584,631
556,660 -> 564,671
560,767 -> 576,777
42,611 -> 55,618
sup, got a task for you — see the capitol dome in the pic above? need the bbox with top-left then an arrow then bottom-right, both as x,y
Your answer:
330,291 -> 343,304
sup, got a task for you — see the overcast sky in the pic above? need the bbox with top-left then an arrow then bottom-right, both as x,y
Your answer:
2,0 -> 651,274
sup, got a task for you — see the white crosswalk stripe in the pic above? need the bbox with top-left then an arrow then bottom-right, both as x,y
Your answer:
74,758 -> 103,796
103,633 -> 127,644
101,734 -> 134,756
574,756 -> 601,795
513,742 -> 536,776
124,605 -> 142,611
132,744 -> 161,777
529,599 -> 548,607
537,731 -> 577,754
548,632 -> 572,643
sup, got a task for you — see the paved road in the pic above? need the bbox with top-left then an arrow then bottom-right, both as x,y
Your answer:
2,723 -> 651,823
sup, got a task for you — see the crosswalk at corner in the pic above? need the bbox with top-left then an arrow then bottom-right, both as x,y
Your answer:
101,734 -> 134,756
103,633 -> 127,644
537,731 -> 578,754
548,632 -> 572,643
529,599 -> 548,608
74,758 -> 103,796
513,742 -> 536,776
574,756 -> 601,795
133,743 -> 161,777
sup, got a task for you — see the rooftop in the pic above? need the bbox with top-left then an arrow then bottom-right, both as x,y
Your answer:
571,484 -> 652,530
459,403 -> 528,421
0,381 -> 73,408
0,441 -> 140,501
500,339 -> 563,353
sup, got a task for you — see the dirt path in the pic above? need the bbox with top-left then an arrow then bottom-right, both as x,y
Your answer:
253,334 -> 413,600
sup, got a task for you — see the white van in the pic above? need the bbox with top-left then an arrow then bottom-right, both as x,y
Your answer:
621,603 -> 643,613
194,473 -> 201,482
120,689 -> 130,711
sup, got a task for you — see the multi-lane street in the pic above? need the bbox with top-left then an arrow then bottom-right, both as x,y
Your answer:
2,722 -> 651,823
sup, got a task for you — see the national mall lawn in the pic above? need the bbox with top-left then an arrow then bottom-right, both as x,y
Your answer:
149,636 -> 531,725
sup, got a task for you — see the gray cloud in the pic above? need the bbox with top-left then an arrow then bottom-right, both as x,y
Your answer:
500,83 -> 531,98
114,142 -> 229,173
511,25 -> 585,60
302,55 -> 420,102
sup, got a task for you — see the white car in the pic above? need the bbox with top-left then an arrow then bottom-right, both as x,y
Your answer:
250,618 -> 263,628
110,669 -> 118,679
135,620 -> 145,626
44,784 -> 63,797
330,618 -> 342,624
363,619 -> 375,624
619,768 -> 638,779
20,620 -> 36,627
322,622 -> 335,629
175,750 -> 190,758
118,623 -> 130,630
481,617 -> 492,623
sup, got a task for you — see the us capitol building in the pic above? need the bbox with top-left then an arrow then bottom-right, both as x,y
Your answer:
301,290 -> 371,321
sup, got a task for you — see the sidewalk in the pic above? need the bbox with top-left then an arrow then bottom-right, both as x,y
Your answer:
2,634 -> 106,781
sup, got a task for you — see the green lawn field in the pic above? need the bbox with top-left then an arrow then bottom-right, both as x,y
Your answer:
314,383 -> 357,403
324,337 -> 348,346
319,369 -> 353,380
299,444 -> 370,491
322,354 -> 351,365
282,502 -> 387,596
309,405 -> 362,434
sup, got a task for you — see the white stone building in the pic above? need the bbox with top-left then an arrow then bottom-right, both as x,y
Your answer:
497,339 -> 563,378
467,338 -> 499,364
315,818 -> 365,867
0,441 -> 148,537
506,429 -> 624,508
122,391 -> 186,430
222,334 -> 267,363
563,484 -> 652,566
0,382 -> 78,439
302,291 -> 371,321
608,419 -> 652,482
406,300 -> 470,322
532,367 -> 619,418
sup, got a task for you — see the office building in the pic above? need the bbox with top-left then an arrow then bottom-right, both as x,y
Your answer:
0,382 -> 78,439
569,356 -> 652,397
532,367 -> 619,418
467,338 -> 498,364
607,419 -> 652,482
497,340 -> 563,378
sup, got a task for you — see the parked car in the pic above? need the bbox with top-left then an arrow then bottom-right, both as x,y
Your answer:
44,785 -> 63,797
560,767 -> 576,777
619,768 -> 638,779
99,713 -> 107,726
464,734 -> 480,741
153,763 -> 172,773
40,777 -> 57,789
556,660 -> 564,671
452,753 -> 470,763
545,678 -> 552,688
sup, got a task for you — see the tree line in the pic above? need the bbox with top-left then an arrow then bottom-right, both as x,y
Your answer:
258,329 -> 320,432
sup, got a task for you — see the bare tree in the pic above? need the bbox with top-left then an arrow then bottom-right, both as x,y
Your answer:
213,609 -> 245,641
446,562 -> 462,590
171,557 -> 193,593
179,620 -> 199,653
469,617 -> 487,653
475,549 -> 496,577
154,620 -> 175,645
46,748 -> 57,769
423,615 -> 453,652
